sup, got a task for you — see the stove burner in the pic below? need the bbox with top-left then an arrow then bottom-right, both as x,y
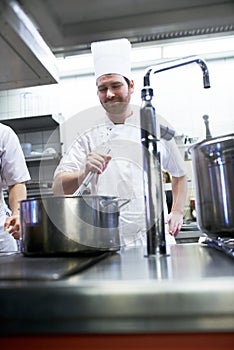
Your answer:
199,234 -> 234,260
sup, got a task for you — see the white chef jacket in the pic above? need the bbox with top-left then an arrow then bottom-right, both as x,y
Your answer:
54,107 -> 186,246
0,124 -> 31,251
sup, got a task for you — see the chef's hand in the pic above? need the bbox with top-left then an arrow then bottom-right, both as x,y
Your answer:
85,151 -> 112,175
166,210 -> 183,237
4,214 -> 20,240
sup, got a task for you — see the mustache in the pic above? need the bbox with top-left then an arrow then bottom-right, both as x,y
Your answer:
103,98 -> 120,103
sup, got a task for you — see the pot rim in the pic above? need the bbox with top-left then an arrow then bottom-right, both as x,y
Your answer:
188,132 -> 234,153
20,194 -> 123,202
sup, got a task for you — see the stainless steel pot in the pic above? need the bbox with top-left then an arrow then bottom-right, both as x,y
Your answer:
189,133 -> 234,237
20,195 -> 130,256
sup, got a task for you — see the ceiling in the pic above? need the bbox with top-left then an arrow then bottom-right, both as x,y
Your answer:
18,0 -> 234,56
0,0 -> 233,90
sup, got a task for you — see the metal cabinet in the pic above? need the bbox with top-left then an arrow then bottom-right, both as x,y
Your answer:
1,114 -> 62,197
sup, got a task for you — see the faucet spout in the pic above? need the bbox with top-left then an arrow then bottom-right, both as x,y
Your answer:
141,55 -> 210,257
144,55 -> 210,89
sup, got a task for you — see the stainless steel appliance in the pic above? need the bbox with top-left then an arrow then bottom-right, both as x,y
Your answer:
20,196 -> 129,256
190,133 -> 234,237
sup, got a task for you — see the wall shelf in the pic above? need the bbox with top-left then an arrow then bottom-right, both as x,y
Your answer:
1,115 -> 62,196
25,155 -> 60,162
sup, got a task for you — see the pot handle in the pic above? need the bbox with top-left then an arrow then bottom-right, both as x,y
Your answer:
100,198 -> 130,209
116,198 -> 131,209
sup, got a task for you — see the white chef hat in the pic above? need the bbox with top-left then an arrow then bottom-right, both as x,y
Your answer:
91,38 -> 132,80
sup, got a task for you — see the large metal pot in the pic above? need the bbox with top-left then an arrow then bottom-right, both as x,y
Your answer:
189,133 -> 234,237
20,195 -> 129,256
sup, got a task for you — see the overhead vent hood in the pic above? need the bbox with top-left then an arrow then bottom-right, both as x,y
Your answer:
18,0 -> 234,57
0,0 -> 59,90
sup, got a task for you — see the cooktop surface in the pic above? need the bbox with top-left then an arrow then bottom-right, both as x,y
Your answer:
0,251 -> 111,281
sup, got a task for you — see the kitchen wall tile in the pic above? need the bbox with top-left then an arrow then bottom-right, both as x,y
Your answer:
8,94 -> 21,116
0,95 -> 8,113
0,112 -> 9,120
0,56 -> 233,142
0,91 -> 7,97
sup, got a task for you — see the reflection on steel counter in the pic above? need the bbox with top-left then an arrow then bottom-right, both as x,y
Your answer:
0,252 -> 111,280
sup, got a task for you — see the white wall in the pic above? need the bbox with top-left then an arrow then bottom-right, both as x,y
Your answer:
0,56 -> 234,142
132,57 -> 234,139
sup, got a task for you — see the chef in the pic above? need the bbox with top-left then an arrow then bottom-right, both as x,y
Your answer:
53,38 -> 187,246
0,123 -> 30,251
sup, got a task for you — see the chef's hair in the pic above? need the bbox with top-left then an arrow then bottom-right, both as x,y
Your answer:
124,77 -> 131,86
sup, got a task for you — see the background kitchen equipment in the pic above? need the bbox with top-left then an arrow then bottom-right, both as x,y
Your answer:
199,234 -> 234,260
189,133 -> 234,237
1,115 -> 62,198
20,143 -> 32,156
202,114 -> 212,139
183,114 -> 213,222
20,195 -> 130,256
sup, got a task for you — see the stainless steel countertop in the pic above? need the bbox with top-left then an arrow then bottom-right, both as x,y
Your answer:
0,243 -> 233,335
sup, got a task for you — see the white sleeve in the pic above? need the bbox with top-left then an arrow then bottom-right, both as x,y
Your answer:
160,138 -> 186,177
156,114 -> 186,177
53,135 -> 90,178
0,126 -> 30,187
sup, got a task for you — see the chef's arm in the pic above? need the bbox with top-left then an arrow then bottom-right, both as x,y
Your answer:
4,183 -> 27,240
52,170 -> 86,195
53,152 -> 112,195
166,175 -> 187,236
8,183 -> 27,216
171,175 -> 187,215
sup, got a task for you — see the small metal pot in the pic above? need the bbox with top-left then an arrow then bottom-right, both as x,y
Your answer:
189,133 -> 234,237
20,195 -> 130,256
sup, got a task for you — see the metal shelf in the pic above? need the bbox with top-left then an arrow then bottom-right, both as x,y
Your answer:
1,114 -> 61,187
1,115 -> 59,133
25,155 -> 60,162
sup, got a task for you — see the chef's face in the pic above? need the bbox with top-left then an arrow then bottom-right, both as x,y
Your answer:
96,74 -> 134,119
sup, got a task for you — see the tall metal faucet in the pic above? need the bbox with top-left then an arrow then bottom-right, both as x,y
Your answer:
140,55 -> 210,256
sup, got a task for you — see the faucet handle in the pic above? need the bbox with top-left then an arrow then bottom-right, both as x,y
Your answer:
202,114 -> 212,139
